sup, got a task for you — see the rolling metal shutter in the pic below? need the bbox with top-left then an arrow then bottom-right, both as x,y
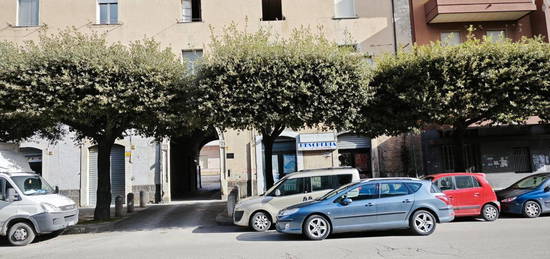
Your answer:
337,134 -> 371,150
88,145 -> 125,206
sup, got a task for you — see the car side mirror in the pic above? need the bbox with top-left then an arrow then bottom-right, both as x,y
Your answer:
55,186 -> 60,194
544,186 -> 550,193
340,197 -> 352,206
275,189 -> 281,197
7,188 -> 20,202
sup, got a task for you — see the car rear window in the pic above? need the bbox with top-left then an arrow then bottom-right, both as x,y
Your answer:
431,183 -> 442,193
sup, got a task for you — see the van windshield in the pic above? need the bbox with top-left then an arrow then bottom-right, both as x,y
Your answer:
11,175 -> 54,196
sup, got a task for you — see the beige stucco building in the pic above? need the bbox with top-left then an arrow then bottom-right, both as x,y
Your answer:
0,0 -> 413,204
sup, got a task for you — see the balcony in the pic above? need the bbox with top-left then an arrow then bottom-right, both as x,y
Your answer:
424,0 -> 537,23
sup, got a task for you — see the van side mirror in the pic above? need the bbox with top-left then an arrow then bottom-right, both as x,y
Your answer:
544,186 -> 550,193
274,189 -> 281,197
340,197 -> 352,206
55,186 -> 60,194
7,188 -> 20,202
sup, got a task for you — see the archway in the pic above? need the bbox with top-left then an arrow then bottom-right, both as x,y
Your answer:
198,140 -> 222,191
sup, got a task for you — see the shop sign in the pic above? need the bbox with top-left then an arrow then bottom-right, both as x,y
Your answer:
297,141 -> 337,151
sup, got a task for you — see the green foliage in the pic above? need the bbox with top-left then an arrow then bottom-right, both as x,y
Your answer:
356,36 -> 550,136
195,25 -> 371,134
0,41 -> 60,142
10,29 -> 189,142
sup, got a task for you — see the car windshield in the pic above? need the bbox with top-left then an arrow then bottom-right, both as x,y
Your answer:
511,175 -> 550,190
317,182 -> 356,201
11,175 -> 55,196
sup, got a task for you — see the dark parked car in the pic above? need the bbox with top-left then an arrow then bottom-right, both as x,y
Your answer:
276,178 -> 454,240
497,173 -> 550,218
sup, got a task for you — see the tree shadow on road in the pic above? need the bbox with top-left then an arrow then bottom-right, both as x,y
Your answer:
236,229 -> 418,242
192,225 -> 249,234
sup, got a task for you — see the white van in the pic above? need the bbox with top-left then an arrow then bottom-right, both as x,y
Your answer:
0,150 -> 78,246
233,167 -> 360,231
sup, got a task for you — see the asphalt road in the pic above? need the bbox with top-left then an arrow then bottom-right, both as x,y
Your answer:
2,197 -> 550,259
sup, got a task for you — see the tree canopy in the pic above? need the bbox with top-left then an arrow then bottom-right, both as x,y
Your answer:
8,30 -> 190,219
357,36 -> 550,171
195,26 -> 371,188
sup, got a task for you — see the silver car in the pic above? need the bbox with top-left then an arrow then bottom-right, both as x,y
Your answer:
276,178 -> 455,240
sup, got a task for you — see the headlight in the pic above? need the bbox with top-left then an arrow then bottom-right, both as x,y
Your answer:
502,197 -> 516,203
41,202 -> 61,212
279,208 -> 299,217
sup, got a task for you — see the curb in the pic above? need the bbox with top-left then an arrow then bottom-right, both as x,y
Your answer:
215,210 -> 234,226
63,206 -> 150,235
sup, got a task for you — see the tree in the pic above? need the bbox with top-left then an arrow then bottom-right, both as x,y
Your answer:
0,41 -> 60,142
361,36 -> 550,171
195,26 -> 370,189
12,30 -> 189,220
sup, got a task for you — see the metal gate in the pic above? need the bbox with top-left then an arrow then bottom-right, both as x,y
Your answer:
88,145 -> 125,206
337,134 -> 371,150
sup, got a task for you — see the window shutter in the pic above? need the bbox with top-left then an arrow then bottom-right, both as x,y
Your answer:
18,0 -> 39,26
182,0 -> 192,22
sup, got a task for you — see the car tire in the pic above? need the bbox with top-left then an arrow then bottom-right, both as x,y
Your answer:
303,215 -> 331,240
481,204 -> 499,221
250,211 -> 272,232
410,210 -> 436,236
8,222 -> 36,246
523,201 -> 542,218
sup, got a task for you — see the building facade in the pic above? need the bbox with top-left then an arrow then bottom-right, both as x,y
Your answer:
0,0 -> 413,204
410,0 -> 550,189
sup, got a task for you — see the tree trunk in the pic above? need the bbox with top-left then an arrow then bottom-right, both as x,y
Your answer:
262,136 -> 275,189
94,138 -> 115,220
453,125 -> 467,172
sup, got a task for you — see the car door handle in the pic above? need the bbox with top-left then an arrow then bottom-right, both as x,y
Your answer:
365,203 -> 375,207
474,193 -> 481,197
402,199 -> 412,203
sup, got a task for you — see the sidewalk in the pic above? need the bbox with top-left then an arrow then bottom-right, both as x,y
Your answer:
64,205 -> 150,235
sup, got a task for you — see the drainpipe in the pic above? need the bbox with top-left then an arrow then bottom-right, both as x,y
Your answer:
391,0 -> 399,54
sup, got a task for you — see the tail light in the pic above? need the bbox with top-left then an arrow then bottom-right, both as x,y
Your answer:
435,194 -> 451,205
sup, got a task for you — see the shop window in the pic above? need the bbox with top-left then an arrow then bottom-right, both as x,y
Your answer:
18,0 -> 39,26
98,0 -> 118,25
334,0 -> 356,19
182,49 -> 203,73
486,30 -> 506,43
510,147 -> 532,173
262,0 -> 283,21
182,0 -> 201,22
440,32 -> 460,46
338,149 -> 370,176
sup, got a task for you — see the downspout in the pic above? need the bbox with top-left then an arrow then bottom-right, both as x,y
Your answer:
391,0 -> 399,54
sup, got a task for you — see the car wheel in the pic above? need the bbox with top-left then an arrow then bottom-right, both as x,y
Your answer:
481,204 -> 499,221
410,210 -> 436,236
523,201 -> 542,218
8,222 -> 36,246
303,215 -> 331,240
250,211 -> 272,232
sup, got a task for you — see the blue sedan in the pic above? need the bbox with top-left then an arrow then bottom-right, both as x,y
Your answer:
276,178 -> 454,240
497,173 -> 550,218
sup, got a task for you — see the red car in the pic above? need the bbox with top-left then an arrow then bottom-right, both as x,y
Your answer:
423,173 -> 500,221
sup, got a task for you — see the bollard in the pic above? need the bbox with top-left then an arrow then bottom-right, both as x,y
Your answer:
127,193 -> 135,213
139,190 -> 146,208
115,195 -> 123,217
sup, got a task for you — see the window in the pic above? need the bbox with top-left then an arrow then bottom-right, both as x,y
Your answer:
98,0 -> 118,25
486,30 -> 506,43
512,175 -> 549,189
511,147 -> 532,173
182,49 -> 203,73
345,184 -> 378,201
275,177 -> 305,196
380,183 -> 410,198
18,0 -> 39,27
262,0 -> 283,21
406,183 -> 422,193
310,174 -> 353,192
440,32 -> 461,46
472,177 -> 481,188
334,0 -> 356,19
0,178 -> 5,201
435,176 -> 455,191
181,0 -> 201,22
455,175 -> 476,189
